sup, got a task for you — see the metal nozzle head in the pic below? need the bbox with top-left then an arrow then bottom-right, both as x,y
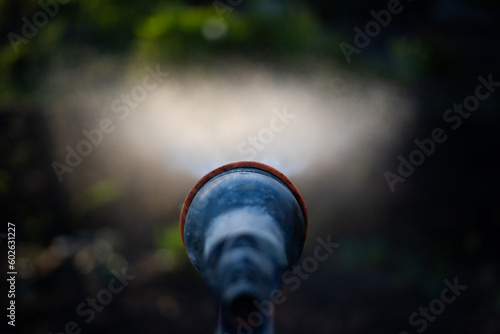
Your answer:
179,161 -> 308,334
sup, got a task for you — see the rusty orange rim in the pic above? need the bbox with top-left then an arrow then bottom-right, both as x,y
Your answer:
179,161 -> 308,249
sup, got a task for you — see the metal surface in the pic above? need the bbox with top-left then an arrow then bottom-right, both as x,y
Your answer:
180,161 -> 308,334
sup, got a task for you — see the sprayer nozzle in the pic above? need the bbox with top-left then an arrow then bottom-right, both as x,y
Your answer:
180,161 -> 308,334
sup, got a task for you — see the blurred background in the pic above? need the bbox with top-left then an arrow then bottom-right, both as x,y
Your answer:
1,0 -> 499,333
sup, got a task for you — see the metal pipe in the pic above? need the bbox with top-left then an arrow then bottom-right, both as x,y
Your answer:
180,162 -> 308,334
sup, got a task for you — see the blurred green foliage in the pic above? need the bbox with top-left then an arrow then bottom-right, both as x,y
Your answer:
7,0 -> 481,109
0,0 -> 334,109
154,223 -> 188,271
71,178 -> 121,216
